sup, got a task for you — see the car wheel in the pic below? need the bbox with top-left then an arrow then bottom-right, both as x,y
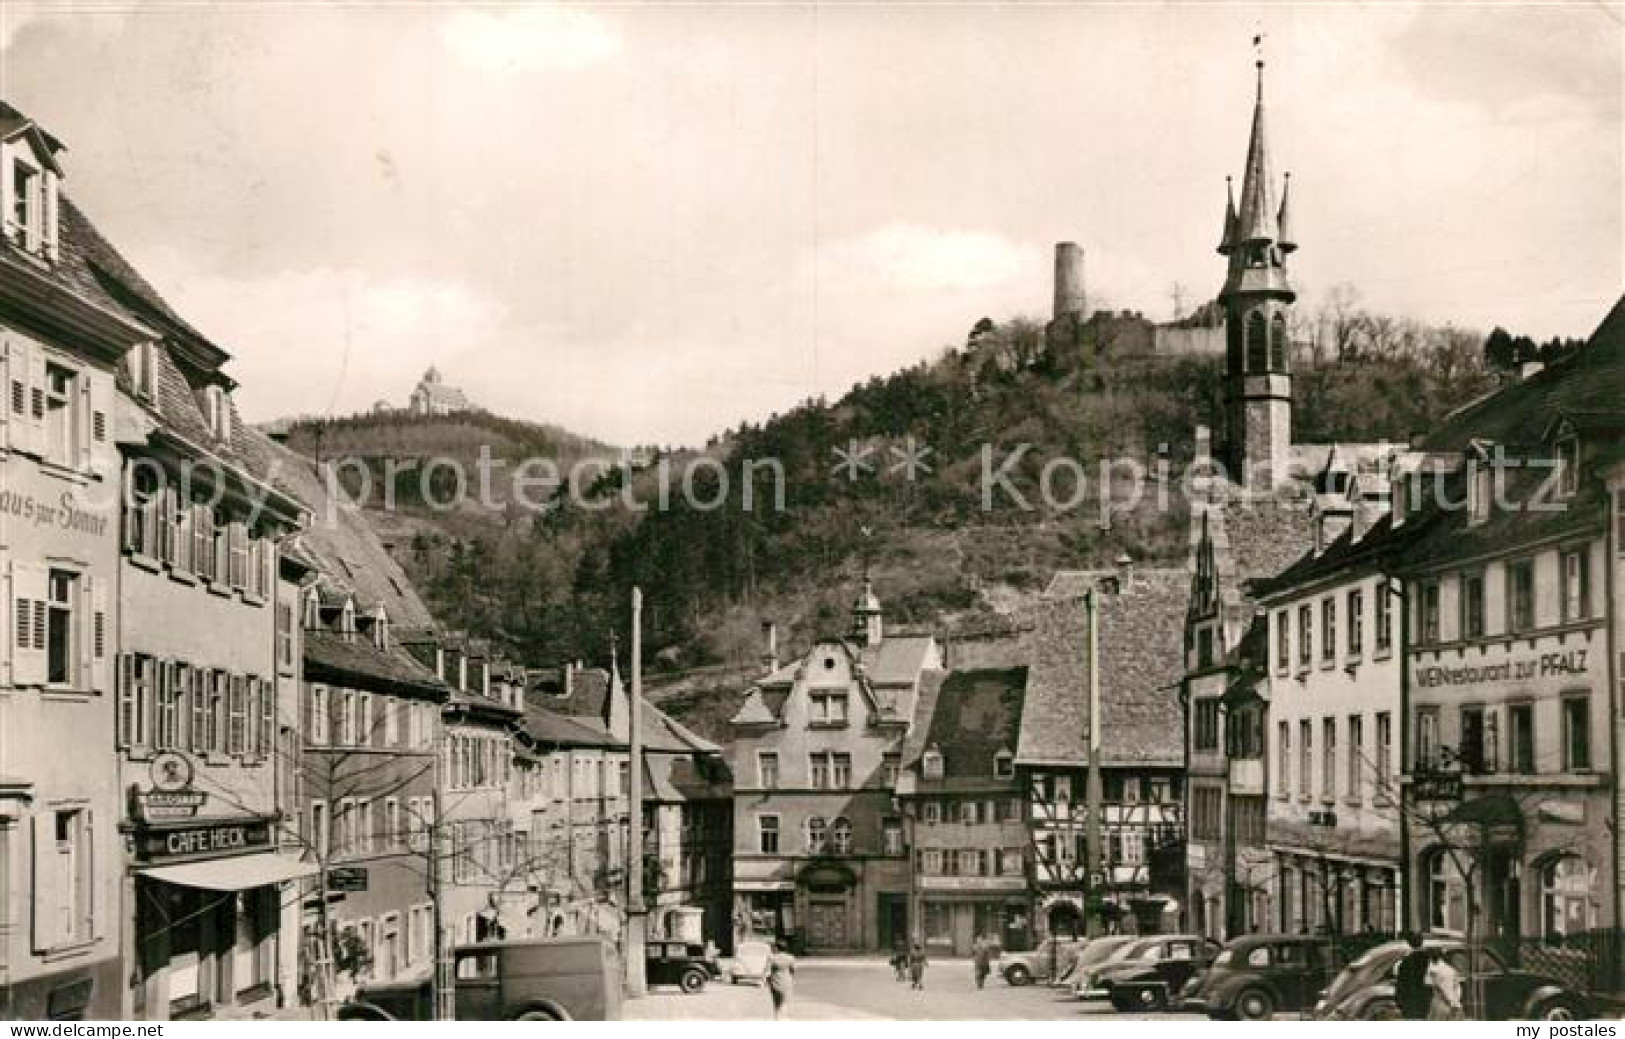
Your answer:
1234,987 -> 1275,1021
1139,987 -> 1168,1012
1534,996 -> 1584,1021
514,1008 -> 561,1021
1005,964 -> 1032,987
680,967 -> 708,994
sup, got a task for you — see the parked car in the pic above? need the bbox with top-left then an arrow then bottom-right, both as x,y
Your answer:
1067,936 -> 1143,997
1310,939 -> 1594,1021
996,937 -> 1088,986
338,937 -> 621,1021
1182,934 -> 1344,1020
646,941 -> 722,993
1085,935 -> 1223,1012
724,940 -> 772,985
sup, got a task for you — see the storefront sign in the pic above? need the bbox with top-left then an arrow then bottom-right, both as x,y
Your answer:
327,867 -> 369,892
136,820 -> 272,863
0,487 -> 112,539
136,791 -> 208,821
918,876 -> 1027,893
1413,773 -> 1464,803
1413,648 -> 1590,690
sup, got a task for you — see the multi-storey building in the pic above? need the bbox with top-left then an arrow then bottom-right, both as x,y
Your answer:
0,103 -> 126,1020
113,281 -> 308,1017
1252,452 -> 1405,937
897,667 -> 1032,956
1389,306 -> 1622,951
728,585 -> 939,952
1024,567 -> 1187,938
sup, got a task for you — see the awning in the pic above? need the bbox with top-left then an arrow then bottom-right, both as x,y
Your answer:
139,853 -> 318,891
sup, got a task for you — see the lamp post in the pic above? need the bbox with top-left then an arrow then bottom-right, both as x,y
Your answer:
625,589 -> 648,997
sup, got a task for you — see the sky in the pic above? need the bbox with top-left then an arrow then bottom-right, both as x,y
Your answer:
1,2 -> 1619,447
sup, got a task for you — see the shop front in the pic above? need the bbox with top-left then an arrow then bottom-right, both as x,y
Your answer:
918,877 -> 1032,955
128,816 -> 314,1020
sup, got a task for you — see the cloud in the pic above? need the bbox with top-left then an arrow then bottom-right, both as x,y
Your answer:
821,223 -> 1033,293
438,4 -> 621,73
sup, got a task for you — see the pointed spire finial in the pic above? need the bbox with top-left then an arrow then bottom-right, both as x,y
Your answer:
1253,31 -> 1266,101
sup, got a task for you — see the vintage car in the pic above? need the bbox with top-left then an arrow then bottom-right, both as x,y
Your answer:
338,937 -> 621,1021
1067,936 -> 1144,997
1310,939 -> 1595,1021
1082,934 -> 1223,1011
645,941 -> 723,993
1181,934 -> 1345,1020
725,939 -> 773,985
995,937 -> 1089,986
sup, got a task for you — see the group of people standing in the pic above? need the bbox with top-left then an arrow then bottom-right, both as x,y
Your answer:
1395,933 -> 1465,1020
888,936 -> 1001,991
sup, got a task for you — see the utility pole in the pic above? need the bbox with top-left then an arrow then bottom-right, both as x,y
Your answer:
430,711 -> 453,1021
1083,589 -> 1104,937
625,588 -> 649,997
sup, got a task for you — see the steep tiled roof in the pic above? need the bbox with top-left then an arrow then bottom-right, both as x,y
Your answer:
304,630 -> 447,699
519,696 -> 618,748
1020,571 -> 1187,767
904,668 -> 1026,782
860,635 -> 936,686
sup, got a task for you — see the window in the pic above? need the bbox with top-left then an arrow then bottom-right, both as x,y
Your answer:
882,752 -> 901,787
1277,721 -> 1290,797
1275,610 -> 1290,673
382,698 -> 399,747
1561,550 -> 1590,623
1462,572 -> 1486,639
1298,721 -> 1312,798
752,750 -> 778,789
922,747 -> 943,780
882,818 -> 903,856
1563,696 -> 1591,772
1460,706 -> 1486,774
385,798 -> 401,849
1556,436 -> 1580,497
1347,715 -> 1364,799
1297,604 -> 1312,669
998,848 -> 1024,876
1375,712 -> 1392,793
1321,598 -> 1336,664
1417,708 -> 1440,770
43,363 -> 75,467
228,675 -> 247,755
831,817 -> 853,855
1196,625 -> 1214,669
1194,698 -> 1220,752
193,502 -> 216,582
1509,703 -> 1535,774
831,752 -> 851,789
1347,589 -> 1363,658
1191,786 -> 1222,841
1542,855 -> 1593,939
958,799 -> 977,824
45,569 -> 75,686
154,662 -> 184,751
358,694 -> 373,748
922,801 -> 940,824
809,691 -> 848,726
1508,561 -> 1536,634
310,685 -> 330,746
1123,777 -> 1142,803
310,800 -> 329,858
993,750 -> 1013,779
921,849 -> 944,875
1420,581 -> 1441,643
1232,795 -> 1266,845
1053,775 -> 1072,803
959,849 -> 982,876
34,807 -> 93,950
757,815 -> 779,854
10,159 -> 39,248
1375,586 -> 1393,654
118,655 -> 153,749
810,753 -> 829,790
805,816 -> 826,853
1468,462 -> 1492,524
1322,718 -> 1336,800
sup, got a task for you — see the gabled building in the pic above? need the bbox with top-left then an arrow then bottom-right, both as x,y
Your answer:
896,667 -> 1032,956
0,101 -> 127,1021
728,584 -> 940,952
1024,565 -> 1188,938
1384,299 -> 1623,957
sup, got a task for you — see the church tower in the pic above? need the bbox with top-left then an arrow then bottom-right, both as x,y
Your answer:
1218,56 -> 1296,487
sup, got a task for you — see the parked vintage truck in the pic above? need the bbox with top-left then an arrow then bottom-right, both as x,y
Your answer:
338,937 -> 622,1021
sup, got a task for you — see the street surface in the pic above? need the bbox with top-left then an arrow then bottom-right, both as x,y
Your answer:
625,957 -> 1207,1021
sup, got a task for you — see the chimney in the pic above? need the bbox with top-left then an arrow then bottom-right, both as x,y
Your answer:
1053,242 -> 1086,321
1314,509 -> 1352,556
761,621 -> 779,674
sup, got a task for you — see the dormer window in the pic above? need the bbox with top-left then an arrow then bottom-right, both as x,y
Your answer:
994,750 -> 1014,780
204,385 -> 231,441
1468,462 -> 1492,526
339,599 -> 356,639
302,589 -> 320,630
128,342 -> 157,401
922,746 -> 944,780
374,611 -> 390,651
11,159 -> 37,245
1557,435 -> 1580,497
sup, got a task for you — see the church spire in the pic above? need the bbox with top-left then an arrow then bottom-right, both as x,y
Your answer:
1233,57 -> 1279,246
1217,176 -> 1237,255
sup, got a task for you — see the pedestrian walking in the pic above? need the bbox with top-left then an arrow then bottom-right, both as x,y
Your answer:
1394,932 -> 1431,1021
1425,948 -> 1465,1021
908,942 -> 928,990
766,940 -> 796,1020
890,943 -> 908,982
972,936 -> 992,990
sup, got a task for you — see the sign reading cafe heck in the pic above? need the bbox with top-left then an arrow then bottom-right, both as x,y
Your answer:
136,820 -> 273,864
1413,647 -> 1590,691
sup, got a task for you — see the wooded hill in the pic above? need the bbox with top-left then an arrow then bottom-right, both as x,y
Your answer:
283,303 -> 1499,727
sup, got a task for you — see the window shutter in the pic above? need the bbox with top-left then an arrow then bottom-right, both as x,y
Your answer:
261,680 -> 275,762
31,813 -> 62,951
0,336 -> 11,454
43,173 -> 58,264
115,655 -> 133,748
26,342 -> 45,458
76,373 -> 92,472
77,574 -> 93,689
11,562 -> 45,686
90,577 -> 109,693
22,170 -> 42,255
83,809 -> 95,940
191,668 -> 208,753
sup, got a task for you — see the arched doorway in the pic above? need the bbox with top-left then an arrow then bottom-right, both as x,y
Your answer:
1047,900 -> 1083,940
